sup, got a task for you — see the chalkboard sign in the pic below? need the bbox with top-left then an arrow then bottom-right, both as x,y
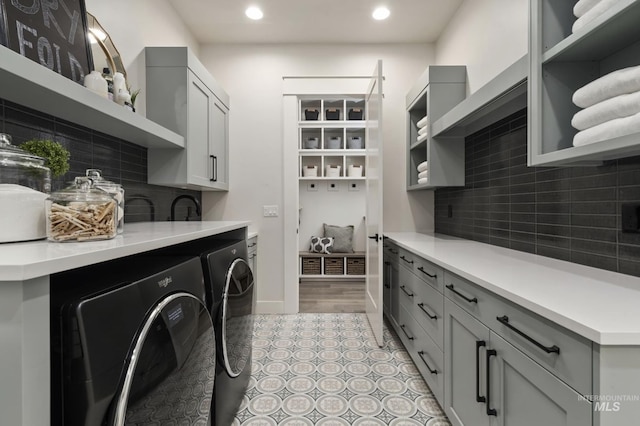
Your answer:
0,0 -> 94,84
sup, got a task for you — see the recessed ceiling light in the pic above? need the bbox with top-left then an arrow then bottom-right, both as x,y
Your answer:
372,6 -> 390,20
245,6 -> 263,20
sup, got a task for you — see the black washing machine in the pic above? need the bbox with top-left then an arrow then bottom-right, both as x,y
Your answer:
50,255 -> 216,426
167,238 -> 255,425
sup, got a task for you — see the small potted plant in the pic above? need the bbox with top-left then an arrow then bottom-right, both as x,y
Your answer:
20,139 -> 70,177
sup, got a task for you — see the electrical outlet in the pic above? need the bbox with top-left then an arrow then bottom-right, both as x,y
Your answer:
263,205 -> 279,217
306,182 -> 318,192
327,182 -> 339,192
349,182 -> 360,192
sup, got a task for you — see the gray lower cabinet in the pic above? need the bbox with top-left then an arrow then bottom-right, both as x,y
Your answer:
145,47 -> 229,191
445,299 -> 592,426
247,236 -> 258,279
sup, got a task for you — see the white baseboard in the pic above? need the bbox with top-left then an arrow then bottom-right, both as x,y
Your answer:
256,300 -> 285,314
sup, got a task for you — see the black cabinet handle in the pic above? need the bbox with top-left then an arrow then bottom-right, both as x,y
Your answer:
417,266 -> 437,278
384,283 -> 391,289
400,285 -> 414,298
400,255 -> 414,265
384,261 -> 391,266
445,284 -> 478,304
210,155 -> 218,182
417,303 -> 437,320
400,324 -> 414,340
390,249 -> 398,255
368,233 -> 380,241
476,340 -> 486,403
496,315 -> 560,354
418,351 -> 438,375
486,349 -> 497,416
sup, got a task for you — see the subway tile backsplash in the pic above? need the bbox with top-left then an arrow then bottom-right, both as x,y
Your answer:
0,98 -> 201,223
435,108 -> 640,278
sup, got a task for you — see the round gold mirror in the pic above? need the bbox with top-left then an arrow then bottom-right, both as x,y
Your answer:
86,12 -> 126,79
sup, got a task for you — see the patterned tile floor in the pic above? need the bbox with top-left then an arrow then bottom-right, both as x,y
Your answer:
233,313 -> 452,425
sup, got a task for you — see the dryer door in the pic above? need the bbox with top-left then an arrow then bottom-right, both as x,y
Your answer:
109,293 -> 216,426
222,258 -> 255,377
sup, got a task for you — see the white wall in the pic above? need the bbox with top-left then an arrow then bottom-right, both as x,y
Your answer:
435,0 -> 528,94
198,44 -> 434,312
84,0 -> 200,115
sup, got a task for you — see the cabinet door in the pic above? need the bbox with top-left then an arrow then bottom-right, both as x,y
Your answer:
389,260 -> 400,327
489,332 -> 592,426
383,259 -> 391,317
445,298 -> 491,426
211,97 -> 229,187
187,72 -> 215,187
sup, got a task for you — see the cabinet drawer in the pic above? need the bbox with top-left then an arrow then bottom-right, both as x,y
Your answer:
413,256 -> 444,293
488,298 -> 592,396
383,241 -> 399,259
396,304 -> 445,404
398,266 -> 444,349
397,247 -> 418,271
444,271 -> 496,325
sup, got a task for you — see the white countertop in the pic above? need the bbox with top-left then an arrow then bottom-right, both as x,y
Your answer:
0,221 -> 250,281
385,232 -> 640,345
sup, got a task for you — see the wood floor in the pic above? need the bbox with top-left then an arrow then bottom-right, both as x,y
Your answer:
299,279 -> 365,313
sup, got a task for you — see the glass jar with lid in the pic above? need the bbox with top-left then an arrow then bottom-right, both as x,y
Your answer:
46,176 -> 117,242
85,169 -> 124,233
0,133 -> 51,193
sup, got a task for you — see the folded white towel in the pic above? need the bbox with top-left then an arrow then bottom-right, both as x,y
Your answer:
417,115 -> 428,128
572,0 -> 622,33
573,111 -> 640,147
417,177 -> 429,185
417,161 -> 428,173
416,132 -> 428,143
418,170 -> 428,179
418,126 -> 428,136
573,0 -> 601,17
572,91 -> 640,130
573,65 -> 640,108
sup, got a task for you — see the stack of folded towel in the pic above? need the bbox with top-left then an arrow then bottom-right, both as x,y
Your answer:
572,0 -> 621,33
417,160 -> 428,185
571,64 -> 640,147
416,115 -> 428,144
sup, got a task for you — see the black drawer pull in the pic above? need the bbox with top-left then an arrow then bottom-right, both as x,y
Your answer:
384,284 -> 391,289
210,155 -> 218,182
476,340 -> 486,403
384,261 -> 391,266
400,324 -> 414,340
418,351 -> 438,375
390,249 -> 398,255
417,303 -> 437,320
400,285 -> 414,298
417,266 -> 437,278
400,255 -> 414,265
486,349 -> 497,416
445,284 -> 478,304
496,315 -> 560,354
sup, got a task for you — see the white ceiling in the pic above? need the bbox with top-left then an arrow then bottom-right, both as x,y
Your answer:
168,0 -> 464,44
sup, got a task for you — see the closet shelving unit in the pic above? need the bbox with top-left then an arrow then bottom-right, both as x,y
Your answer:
406,66 -> 467,190
529,0 -> 640,166
297,96 -> 366,280
299,98 -> 366,180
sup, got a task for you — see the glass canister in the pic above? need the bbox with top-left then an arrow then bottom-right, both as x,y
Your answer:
85,169 -> 124,233
46,176 -> 117,242
0,133 -> 51,193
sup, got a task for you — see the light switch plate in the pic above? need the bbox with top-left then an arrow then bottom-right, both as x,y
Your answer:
263,205 -> 279,217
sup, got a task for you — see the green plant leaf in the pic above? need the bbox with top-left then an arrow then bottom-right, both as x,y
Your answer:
20,139 -> 70,177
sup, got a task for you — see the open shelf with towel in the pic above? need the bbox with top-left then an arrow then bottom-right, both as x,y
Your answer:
406,66 -> 466,190
529,0 -> 640,166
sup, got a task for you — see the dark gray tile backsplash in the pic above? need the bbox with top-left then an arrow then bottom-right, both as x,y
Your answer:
435,108 -> 640,277
0,98 -> 201,223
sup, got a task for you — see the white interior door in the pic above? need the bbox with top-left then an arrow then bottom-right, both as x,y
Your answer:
365,60 -> 384,346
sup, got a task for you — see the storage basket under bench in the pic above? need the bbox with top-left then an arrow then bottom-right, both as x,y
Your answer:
300,252 -> 366,278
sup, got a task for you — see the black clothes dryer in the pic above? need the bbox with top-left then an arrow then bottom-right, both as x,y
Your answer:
168,238 -> 255,425
50,255 -> 216,426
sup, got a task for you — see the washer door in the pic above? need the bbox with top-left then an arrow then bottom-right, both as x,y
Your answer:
109,293 -> 215,426
222,258 -> 255,377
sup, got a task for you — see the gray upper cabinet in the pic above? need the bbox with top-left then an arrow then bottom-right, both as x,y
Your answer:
406,66 -> 466,190
528,0 -> 640,166
146,47 -> 230,191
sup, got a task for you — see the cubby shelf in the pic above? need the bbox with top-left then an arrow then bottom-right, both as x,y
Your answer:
0,46 -> 184,149
299,252 -> 366,279
529,0 -> 640,166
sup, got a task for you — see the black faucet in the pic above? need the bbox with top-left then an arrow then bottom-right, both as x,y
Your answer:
170,194 -> 201,221
126,195 -> 156,221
